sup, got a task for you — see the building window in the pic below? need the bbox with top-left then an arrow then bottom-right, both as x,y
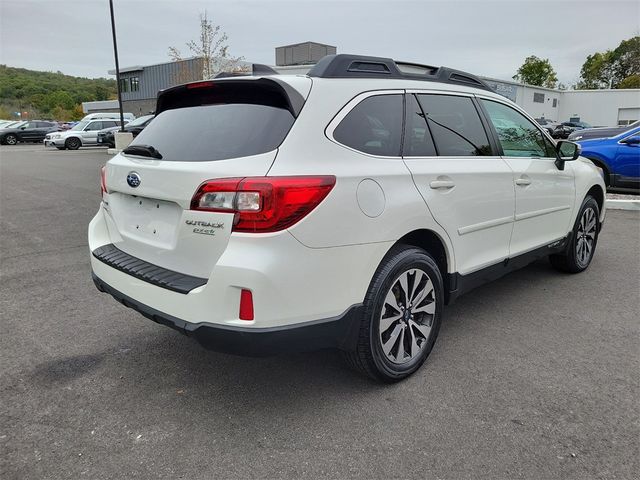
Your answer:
130,77 -> 140,92
119,78 -> 129,93
533,93 -> 545,103
552,98 -> 557,108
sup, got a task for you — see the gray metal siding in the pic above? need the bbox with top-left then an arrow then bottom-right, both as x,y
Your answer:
275,42 -> 337,66
120,58 -> 203,101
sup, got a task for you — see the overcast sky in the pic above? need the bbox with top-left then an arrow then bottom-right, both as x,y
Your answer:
1,0 -> 638,85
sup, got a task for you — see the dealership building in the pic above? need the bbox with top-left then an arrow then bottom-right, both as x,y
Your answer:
92,41 -> 639,127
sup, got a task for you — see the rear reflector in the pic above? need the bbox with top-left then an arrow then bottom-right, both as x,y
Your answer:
191,176 -> 336,233
239,289 -> 254,320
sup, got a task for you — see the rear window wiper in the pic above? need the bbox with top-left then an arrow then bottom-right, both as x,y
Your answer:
122,144 -> 163,159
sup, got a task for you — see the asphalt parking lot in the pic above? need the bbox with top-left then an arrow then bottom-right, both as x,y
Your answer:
1,144 -> 638,480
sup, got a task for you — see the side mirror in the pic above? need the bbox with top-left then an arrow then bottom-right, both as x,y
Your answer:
20,126 -> 27,130
621,136 -> 640,146
555,140 -> 580,170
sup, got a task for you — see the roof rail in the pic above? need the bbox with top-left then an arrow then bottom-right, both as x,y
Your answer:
308,54 -> 492,92
214,63 -> 279,79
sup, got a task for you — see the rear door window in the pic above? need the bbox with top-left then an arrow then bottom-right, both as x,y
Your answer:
416,94 -> 491,156
333,94 -> 403,157
403,94 -> 437,157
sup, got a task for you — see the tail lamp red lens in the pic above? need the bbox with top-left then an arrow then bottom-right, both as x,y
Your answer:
190,176 -> 336,233
100,166 -> 107,195
239,289 -> 254,321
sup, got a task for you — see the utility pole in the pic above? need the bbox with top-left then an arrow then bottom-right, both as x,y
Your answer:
109,0 -> 125,132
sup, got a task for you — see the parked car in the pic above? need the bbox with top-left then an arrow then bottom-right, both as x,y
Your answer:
81,112 -> 135,122
577,126 -> 640,190
0,120 -> 59,145
90,54 -> 605,382
568,120 -> 640,141
97,114 -> 155,148
44,119 -> 127,150
552,121 -> 594,139
535,117 -> 560,136
0,120 -> 16,128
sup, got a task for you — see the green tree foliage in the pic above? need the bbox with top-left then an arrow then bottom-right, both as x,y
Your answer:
578,36 -> 640,89
513,56 -> 558,88
0,65 -> 117,119
618,74 -> 640,89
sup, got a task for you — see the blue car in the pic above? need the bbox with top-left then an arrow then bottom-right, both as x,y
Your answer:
577,126 -> 640,190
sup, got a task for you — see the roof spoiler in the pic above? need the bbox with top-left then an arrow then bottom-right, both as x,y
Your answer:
308,54 -> 492,92
155,76 -> 305,118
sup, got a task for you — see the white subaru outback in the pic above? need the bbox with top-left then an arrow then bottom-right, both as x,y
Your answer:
89,54 -> 606,382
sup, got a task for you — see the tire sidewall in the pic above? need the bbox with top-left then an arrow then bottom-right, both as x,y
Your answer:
66,137 -> 81,150
5,134 -> 17,145
367,248 -> 444,380
569,196 -> 600,271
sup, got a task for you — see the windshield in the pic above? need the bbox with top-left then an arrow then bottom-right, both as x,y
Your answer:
127,115 -> 154,127
129,104 -> 295,162
71,121 -> 89,131
5,121 -> 25,129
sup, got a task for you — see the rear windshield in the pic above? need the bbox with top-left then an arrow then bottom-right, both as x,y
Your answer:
128,103 -> 295,161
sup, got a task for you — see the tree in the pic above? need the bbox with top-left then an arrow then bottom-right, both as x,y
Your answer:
610,36 -> 640,84
168,11 -> 244,80
578,51 -> 615,89
513,56 -> 558,88
578,36 -> 640,89
618,74 -> 640,89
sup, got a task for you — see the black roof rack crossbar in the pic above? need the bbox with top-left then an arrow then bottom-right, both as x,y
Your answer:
308,54 -> 492,92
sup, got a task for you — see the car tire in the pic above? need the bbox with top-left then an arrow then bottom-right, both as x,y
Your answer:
550,195 -> 600,273
4,134 -> 17,145
65,137 -> 81,150
343,246 -> 444,382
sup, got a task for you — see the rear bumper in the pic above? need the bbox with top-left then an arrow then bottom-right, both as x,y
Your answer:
92,272 -> 363,356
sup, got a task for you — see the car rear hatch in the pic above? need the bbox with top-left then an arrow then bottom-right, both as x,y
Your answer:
100,76 -> 311,281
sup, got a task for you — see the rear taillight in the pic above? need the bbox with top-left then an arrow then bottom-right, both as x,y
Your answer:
190,176 -> 336,233
100,166 -> 107,196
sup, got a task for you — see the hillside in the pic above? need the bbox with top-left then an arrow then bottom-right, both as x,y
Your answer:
0,65 -> 117,121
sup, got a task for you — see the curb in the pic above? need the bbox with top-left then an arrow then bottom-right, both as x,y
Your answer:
606,199 -> 640,211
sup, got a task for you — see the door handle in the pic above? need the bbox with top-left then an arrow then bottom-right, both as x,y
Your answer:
429,180 -> 455,189
515,177 -> 531,186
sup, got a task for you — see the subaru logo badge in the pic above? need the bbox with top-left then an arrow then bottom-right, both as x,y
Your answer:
127,172 -> 141,188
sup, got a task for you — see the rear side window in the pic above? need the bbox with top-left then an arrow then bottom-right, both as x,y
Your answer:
333,94 -> 403,156
481,99 -> 556,157
416,94 -> 491,156
130,103 -> 295,161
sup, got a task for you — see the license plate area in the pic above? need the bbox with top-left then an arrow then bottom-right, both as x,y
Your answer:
109,193 -> 182,247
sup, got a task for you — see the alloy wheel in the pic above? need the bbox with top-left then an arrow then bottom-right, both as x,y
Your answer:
5,135 -> 17,145
379,268 -> 436,364
576,207 -> 597,267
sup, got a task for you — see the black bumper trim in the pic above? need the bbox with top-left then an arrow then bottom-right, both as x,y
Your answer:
92,243 -> 207,294
92,272 -> 364,356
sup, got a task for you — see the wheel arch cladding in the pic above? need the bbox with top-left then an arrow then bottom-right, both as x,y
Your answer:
394,229 -> 449,278
586,184 -> 604,219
